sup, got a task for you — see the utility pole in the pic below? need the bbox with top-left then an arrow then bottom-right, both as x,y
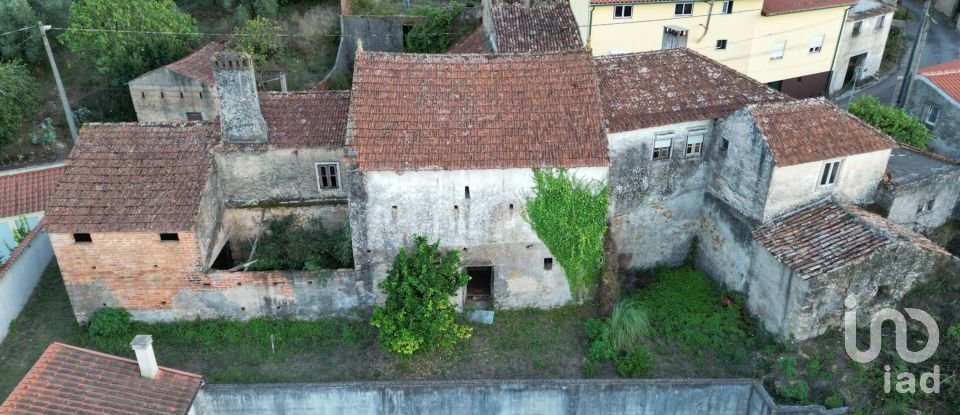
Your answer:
38,22 -> 78,142
895,0 -> 932,108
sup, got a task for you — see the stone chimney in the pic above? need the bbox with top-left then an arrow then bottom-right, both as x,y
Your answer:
213,51 -> 268,143
130,334 -> 159,379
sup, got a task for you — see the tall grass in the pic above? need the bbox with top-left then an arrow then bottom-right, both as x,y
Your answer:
607,299 -> 649,353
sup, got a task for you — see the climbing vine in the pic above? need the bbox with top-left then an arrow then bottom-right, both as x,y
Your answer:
523,169 -> 609,301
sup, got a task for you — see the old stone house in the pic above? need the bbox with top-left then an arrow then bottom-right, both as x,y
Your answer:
46,48 -> 959,340
129,41 -> 225,123
905,59 -> 960,159
876,147 -> 960,231
829,0 -> 897,94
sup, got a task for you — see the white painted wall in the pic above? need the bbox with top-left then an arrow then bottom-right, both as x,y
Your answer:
0,231 -> 53,344
763,149 -> 891,220
830,5 -> 894,93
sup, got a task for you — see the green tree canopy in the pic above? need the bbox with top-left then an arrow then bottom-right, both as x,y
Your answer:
405,3 -> 461,53
0,0 -> 42,63
233,16 -> 283,67
370,235 -> 471,356
0,61 -> 40,148
60,0 -> 199,86
848,95 -> 932,148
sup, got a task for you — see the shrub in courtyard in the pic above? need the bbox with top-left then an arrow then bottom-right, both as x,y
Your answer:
615,345 -> 654,378
249,215 -> 353,271
848,96 -> 931,148
88,307 -> 132,338
405,3 -> 462,53
607,299 -> 649,353
370,235 -> 471,356
824,392 -> 844,409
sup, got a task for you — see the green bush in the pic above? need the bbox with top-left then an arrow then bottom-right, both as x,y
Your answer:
253,0 -> 278,18
248,215 -> 353,271
588,336 -> 616,361
779,356 -> 799,378
88,308 -> 132,338
608,299 -> 649,353
583,318 -> 607,341
582,359 -> 600,377
234,16 -> 283,66
0,61 -> 40,148
0,0 -> 42,64
893,7 -> 908,20
30,118 -> 57,145
780,381 -> 810,404
848,96 -> 932,148
405,3 -> 462,53
881,402 -> 909,415
616,345 -> 654,378
370,235 -> 471,356
825,392 -> 844,409
327,72 -> 352,91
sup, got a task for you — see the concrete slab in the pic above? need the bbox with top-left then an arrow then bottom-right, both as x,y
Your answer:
887,148 -> 959,186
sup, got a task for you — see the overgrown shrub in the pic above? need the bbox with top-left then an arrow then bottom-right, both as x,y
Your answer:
405,3 -> 462,53
234,16 -> 283,66
253,0 -> 278,18
607,299 -> 649,353
3,215 -> 32,253
825,392 -> 844,409
616,345 -> 654,378
88,307 -> 132,338
780,381 -> 810,404
848,96 -> 932,148
327,72 -> 352,90
0,61 -> 40,148
582,359 -> 600,377
370,235 -> 471,356
248,215 -> 353,271
30,118 -> 57,145
779,356 -> 799,378
524,169 -> 608,301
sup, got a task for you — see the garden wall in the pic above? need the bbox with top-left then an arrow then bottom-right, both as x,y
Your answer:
0,229 -> 53,343
193,379 -> 844,415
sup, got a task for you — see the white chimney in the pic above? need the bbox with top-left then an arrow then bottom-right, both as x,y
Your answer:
130,334 -> 159,379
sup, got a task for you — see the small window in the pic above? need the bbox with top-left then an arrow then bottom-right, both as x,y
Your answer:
686,130 -> 705,157
809,35 -> 824,53
716,39 -> 728,50
179,92 -> 184,99
653,134 -> 673,160
315,163 -> 340,190
159,233 -> 179,241
465,186 -> 471,199
186,112 -> 203,121
820,161 -> 842,187
875,15 -> 885,30
719,137 -> 730,154
160,91 -> 165,99
544,258 -> 553,270
614,5 -> 633,19
917,200 -> 935,214
721,1 -> 733,14
852,21 -> 862,36
73,233 -> 92,243
199,92 -> 204,99
770,40 -> 786,60
140,91 -> 145,99
675,2 -> 693,15
923,104 -> 940,126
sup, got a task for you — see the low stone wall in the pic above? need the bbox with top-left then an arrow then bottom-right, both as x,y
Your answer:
0,229 -> 53,343
193,379 -> 844,415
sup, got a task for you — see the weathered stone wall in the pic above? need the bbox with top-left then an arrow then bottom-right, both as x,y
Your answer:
214,52 -> 268,143
877,169 -> 960,231
214,148 -> 350,207
197,161 -> 226,269
906,77 -> 960,159
350,167 -> 608,309
607,120 -> 710,270
696,194 -> 758,293
129,69 -> 219,123
710,110 -> 775,222
763,150 -> 891,221
745,244 -> 810,339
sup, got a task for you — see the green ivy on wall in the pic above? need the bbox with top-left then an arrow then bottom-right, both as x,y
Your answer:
523,169 -> 609,301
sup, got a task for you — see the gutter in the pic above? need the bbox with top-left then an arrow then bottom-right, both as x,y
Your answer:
825,5 -> 852,95
588,5 -> 595,49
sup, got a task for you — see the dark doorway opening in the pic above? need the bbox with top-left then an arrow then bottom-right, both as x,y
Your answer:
845,53 -> 868,86
466,266 -> 493,309
211,242 -> 234,270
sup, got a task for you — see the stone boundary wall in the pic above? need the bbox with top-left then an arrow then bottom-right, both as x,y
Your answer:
0,228 -> 53,343
193,379 -> 845,415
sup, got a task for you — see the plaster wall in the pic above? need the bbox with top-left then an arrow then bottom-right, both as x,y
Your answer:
213,148 -> 350,206
0,231 -> 52,343
877,170 -> 960,231
129,69 -> 219,123
830,9 -> 894,93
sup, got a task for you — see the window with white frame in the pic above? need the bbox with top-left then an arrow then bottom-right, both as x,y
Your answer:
770,41 -> 786,60
675,2 -> 693,15
809,35 -> 824,53
721,1 -> 733,14
819,160 -> 842,187
875,15 -> 885,30
315,163 -> 340,190
614,5 -> 633,18
923,104 -> 940,126
653,134 -> 673,160
685,129 -> 705,157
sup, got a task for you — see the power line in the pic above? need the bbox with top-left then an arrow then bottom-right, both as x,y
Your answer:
0,25 -> 38,37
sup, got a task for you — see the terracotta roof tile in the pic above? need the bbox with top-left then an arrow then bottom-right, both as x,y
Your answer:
492,2 -> 582,53
348,51 -> 608,171
0,164 -> 62,218
44,123 -> 217,233
749,98 -> 896,166
164,41 -> 226,86
849,3 -> 896,20
762,0 -> 856,15
0,342 -> 202,415
260,91 -> 351,148
448,26 -> 493,53
918,59 -> 960,103
753,202 -> 891,279
592,48 -> 788,133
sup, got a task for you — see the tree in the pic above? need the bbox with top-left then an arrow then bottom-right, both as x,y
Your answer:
848,96 -> 933,149
0,61 -> 40,148
405,3 -> 462,53
370,235 -> 472,357
0,0 -> 42,63
233,16 -> 283,67
60,0 -> 199,86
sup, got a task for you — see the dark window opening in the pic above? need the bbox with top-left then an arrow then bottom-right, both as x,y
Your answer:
716,39 -> 728,50
140,91 -> 145,99
544,257 -> 554,270
509,203 -> 514,210
675,2 -> 693,15
160,233 -> 179,241
719,137 -> 730,153
316,163 -> 340,189
199,92 -> 204,99
186,112 -> 203,121
918,199 -> 935,214
180,92 -> 184,99
875,284 -> 893,302
852,21 -> 862,36
614,5 -> 633,18
212,242 -> 234,270
160,91 -> 165,99
73,233 -> 92,243
721,1 -> 733,13
466,266 -> 493,309
465,186 -> 470,199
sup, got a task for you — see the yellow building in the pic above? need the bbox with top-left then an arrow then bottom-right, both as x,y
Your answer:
570,0 -> 856,97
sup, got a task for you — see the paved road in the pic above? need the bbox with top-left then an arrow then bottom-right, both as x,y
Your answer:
840,0 -> 960,106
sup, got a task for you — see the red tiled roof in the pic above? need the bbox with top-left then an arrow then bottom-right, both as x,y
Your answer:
592,48 -> 788,133
492,2 -> 583,53
44,123 -> 217,233
753,203 -> 891,278
165,41 -> 226,86
348,51 -> 609,171
0,342 -> 202,415
0,164 -> 62,218
260,91 -> 351,148
590,0 -> 665,5
749,98 -> 896,167
448,26 -> 493,53
762,0 -> 856,15
918,59 -> 960,103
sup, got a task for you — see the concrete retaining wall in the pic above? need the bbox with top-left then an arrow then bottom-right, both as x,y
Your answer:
193,379 -> 844,415
0,230 -> 53,343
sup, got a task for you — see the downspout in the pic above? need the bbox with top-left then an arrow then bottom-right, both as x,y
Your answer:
587,4 -> 596,51
826,6 -> 851,96
699,0 -> 715,41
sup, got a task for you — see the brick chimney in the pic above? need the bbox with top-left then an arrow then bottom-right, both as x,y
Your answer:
130,334 -> 159,379
213,51 -> 268,143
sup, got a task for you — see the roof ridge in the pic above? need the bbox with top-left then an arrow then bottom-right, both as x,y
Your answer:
51,342 -> 204,379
